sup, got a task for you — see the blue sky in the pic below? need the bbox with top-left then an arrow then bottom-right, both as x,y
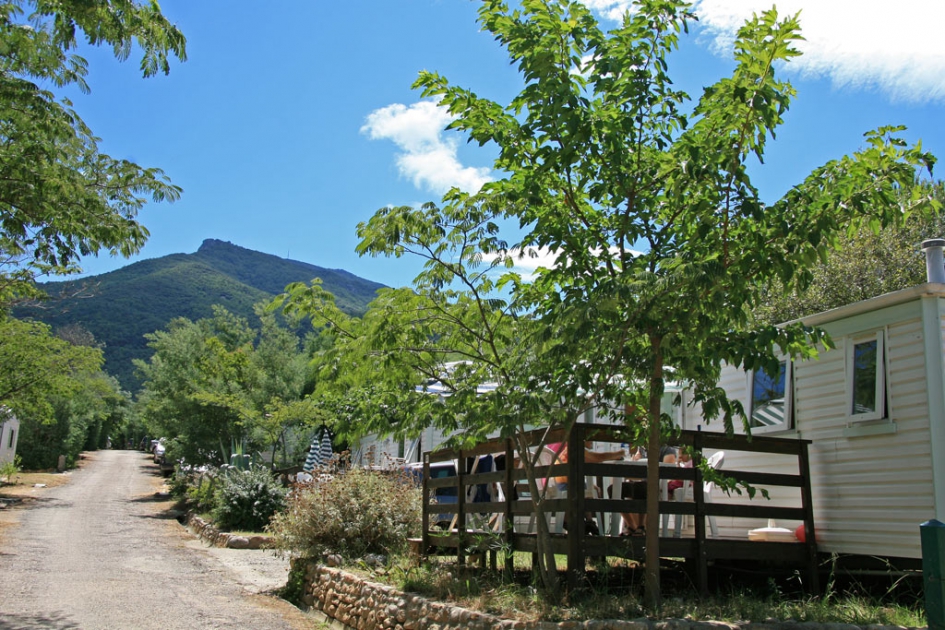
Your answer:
70,0 -> 945,289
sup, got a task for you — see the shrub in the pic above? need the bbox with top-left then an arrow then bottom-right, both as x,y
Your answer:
167,465 -> 219,513
268,466 -> 422,560
167,465 -> 195,497
0,456 -> 21,484
211,465 -> 287,532
187,473 -> 218,513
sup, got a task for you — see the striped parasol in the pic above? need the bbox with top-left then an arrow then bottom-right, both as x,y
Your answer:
318,430 -> 333,466
303,428 -> 333,472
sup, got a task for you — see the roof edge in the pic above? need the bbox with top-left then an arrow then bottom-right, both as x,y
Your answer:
791,283 -> 945,327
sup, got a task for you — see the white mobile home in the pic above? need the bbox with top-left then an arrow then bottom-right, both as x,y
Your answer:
685,242 -> 945,566
0,412 -> 19,466
351,374 -> 497,467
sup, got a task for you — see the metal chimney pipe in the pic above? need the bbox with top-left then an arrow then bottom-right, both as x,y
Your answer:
922,239 -> 945,284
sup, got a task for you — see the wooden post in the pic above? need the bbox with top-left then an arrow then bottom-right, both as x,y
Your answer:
922,519 -> 945,630
421,453 -> 431,558
457,450 -> 467,566
567,424 -> 586,591
504,439 -> 515,577
798,442 -> 820,592
692,430 -> 708,595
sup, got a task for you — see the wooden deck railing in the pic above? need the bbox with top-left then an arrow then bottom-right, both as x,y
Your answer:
419,423 -> 818,593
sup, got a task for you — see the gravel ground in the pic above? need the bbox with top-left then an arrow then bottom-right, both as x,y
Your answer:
0,450 -> 319,630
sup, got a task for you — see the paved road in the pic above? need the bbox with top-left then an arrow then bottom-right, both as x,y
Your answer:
0,450 -> 314,630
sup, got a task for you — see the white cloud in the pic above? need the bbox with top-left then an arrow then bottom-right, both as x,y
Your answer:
580,0 -> 945,103
692,0 -> 945,102
482,246 -> 560,281
579,0 -> 635,22
482,245 -> 644,281
361,100 -> 492,195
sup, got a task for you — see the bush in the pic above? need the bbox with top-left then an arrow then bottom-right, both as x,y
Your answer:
187,473 -> 218,513
268,466 -> 422,560
211,465 -> 287,532
168,466 -> 219,513
0,456 -> 21,483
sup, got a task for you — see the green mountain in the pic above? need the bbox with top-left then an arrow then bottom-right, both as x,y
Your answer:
17,239 -> 386,391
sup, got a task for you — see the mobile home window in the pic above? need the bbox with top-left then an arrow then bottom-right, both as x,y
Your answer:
846,331 -> 886,422
7,428 -> 13,449
749,360 -> 792,431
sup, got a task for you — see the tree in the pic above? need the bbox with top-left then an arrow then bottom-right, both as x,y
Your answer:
25,370 -> 129,467
275,215 -> 592,595
753,182 -> 945,324
135,306 -> 313,467
0,1 -> 186,306
135,312 -> 244,466
407,0 -> 935,606
243,307 -> 314,466
0,315 -> 102,421
284,0 -> 937,605
0,314 -> 120,468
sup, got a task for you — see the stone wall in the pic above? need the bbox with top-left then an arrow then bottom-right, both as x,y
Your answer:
297,561 -> 522,630
294,561 -> 919,630
186,513 -> 273,549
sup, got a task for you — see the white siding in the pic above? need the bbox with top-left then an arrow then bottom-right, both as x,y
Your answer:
0,417 -> 18,465
695,307 -> 935,560
356,425 -> 472,466
352,435 -> 400,466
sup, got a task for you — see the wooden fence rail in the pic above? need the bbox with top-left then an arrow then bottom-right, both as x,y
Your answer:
418,423 -> 817,593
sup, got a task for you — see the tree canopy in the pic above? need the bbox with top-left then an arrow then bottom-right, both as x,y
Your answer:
279,0 -> 937,605
0,315 -> 102,420
754,181 -> 945,325
0,0 -> 186,306
0,314 -> 127,468
135,306 -> 315,467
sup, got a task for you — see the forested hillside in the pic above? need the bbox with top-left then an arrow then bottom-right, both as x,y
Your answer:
16,240 -> 385,391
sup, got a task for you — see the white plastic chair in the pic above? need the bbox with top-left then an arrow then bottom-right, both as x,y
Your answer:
673,450 -> 724,538
606,461 -> 672,537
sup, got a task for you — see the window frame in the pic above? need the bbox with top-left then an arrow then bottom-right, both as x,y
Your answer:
845,329 -> 887,423
747,357 -> 794,434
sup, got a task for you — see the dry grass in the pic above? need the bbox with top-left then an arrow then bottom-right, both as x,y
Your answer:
0,470 -> 73,495
0,458 -> 87,544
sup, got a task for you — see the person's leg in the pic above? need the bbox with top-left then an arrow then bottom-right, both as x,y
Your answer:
633,481 -> 649,535
621,480 -> 647,535
621,512 -> 639,534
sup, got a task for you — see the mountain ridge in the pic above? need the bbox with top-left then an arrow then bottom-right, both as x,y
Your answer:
17,239 -> 386,392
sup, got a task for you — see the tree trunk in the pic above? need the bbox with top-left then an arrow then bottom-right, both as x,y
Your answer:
643,333 -> 664,610
514,433 -> 560,599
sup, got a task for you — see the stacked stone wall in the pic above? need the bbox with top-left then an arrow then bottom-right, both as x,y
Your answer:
186,513 -> 273,549
293,561 -> 916,630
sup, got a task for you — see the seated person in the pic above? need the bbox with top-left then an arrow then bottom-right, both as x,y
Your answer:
666,449 -> 692,496
548,441 -> 626,491
548,441 -> 625,535
618,444 -> 676,536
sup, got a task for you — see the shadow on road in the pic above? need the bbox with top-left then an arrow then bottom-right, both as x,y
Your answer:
0,611 -> 82,629
128,493 -> 173,504
126,492 -> 184,521
0,497 -> 70,511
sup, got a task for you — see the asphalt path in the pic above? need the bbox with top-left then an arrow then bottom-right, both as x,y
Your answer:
0,450 -> 315,630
